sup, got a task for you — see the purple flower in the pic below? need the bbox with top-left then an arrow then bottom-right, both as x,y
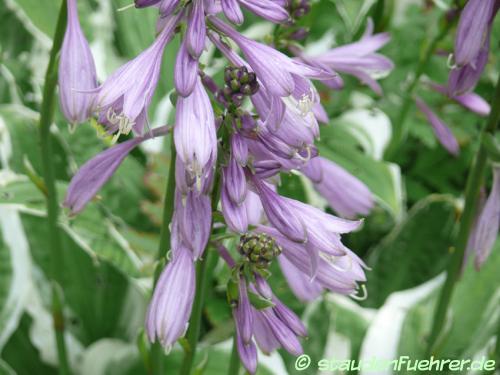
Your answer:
468,166 -> 500,270
303,157 -> 374,218
174,189 -> 212,259
260,226 -> 366,295
454,0 -> 497,67
174,39 -> 198,97
64,126 -> 169,215
415,96 -> 459,156
95,13 -> 181,140
222,0 -> 289,24
278,255 -> 323,301
186,0 -> 206,58
429,82 -> 490,116
251,177 -> 307,242
209,16 -> 332,97
58,0 -> 98,125
145,245 -> 195,350
305,20 -> 393,95
174,77 -> 217,186
448,0 -> 499,96
448,45 -> 489,96
232,278 -> 306,373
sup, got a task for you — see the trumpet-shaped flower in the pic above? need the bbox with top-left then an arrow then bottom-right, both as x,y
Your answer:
95,13 -> 181,140
145,246 -> 195,350
58,0 -> 98,125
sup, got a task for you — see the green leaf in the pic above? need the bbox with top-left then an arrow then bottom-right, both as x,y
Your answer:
19,212 -> 147,346
397,239 -> 500,360
363,195 -> 458,308
0,207 -> 30,351
1,313 -> 57,375
0,105 -> 69,179
4,0 -> 63,42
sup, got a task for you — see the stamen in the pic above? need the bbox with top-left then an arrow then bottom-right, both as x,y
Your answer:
106,108 -> 135,143
297,92 -> 314,117
447,53 -> 457,70
350,284 -> 368,301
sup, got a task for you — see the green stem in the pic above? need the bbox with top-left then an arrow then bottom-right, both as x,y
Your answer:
426,72 -> 500,356
157,133 -> 177,261
39,2 -> 70,374
227,336 -> 240,375
385,16 -> 453,159
179,173 -> 222,375
150,133 -> 176,374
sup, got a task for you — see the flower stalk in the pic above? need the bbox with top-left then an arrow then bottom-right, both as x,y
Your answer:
179,172 -> 222,375
227,336 -> 240,375
426,72 -> 500,356
150,133 -> 177,375
39,1 -> 71,374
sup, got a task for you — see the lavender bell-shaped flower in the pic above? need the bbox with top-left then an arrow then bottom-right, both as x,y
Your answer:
64,126 -> 169,215
453,0 -> 496,67
145,246 -> 195,350
185,0 -> 206,58
209,16 -> 331,97
305,20 -> 393,95
175,39 -> 198,97
58,0 -> 98,126
429,82 -> 490,116
174,77 -> 217,186
303,157 -> 374,218
95,13 -> 181,141
222,0 -> 289,24
415,96 -> 459,156
175,189 -> 212,259
448,0 -> 499,96
468,166 -> 500,270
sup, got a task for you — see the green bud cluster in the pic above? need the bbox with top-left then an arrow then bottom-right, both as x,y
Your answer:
238,233 -> 282,270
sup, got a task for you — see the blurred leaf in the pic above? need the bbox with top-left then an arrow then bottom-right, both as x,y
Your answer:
4,0 -> 62,42
0,105 -> 69,179
398,239 -> 500,360
1,313 -> 57,375
20,212 -> 147,346
0,208 -> 31,350
363,195 -> 458,308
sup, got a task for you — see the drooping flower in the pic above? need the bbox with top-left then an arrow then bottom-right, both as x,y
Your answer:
185,0 -> 206,58
64,126 -> 169,215
58,0 -> 98,126
260,226 -> 367,295
208,15 -> 332,97
174,77 -> 217,186
95,13 -> 181,140
448,0 -> 499,96
414,96 -> 459,156
174,189 -> 212,259
231,277 -> 306,374
221,0 -> 289,24
302,19 -> 394,95
428,82 -> 490,116
303,157 -> 374,218
145,245 -> 195,350
468,165 -> 500,270
453,0 -> 497,67
174,39 -> 198,97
